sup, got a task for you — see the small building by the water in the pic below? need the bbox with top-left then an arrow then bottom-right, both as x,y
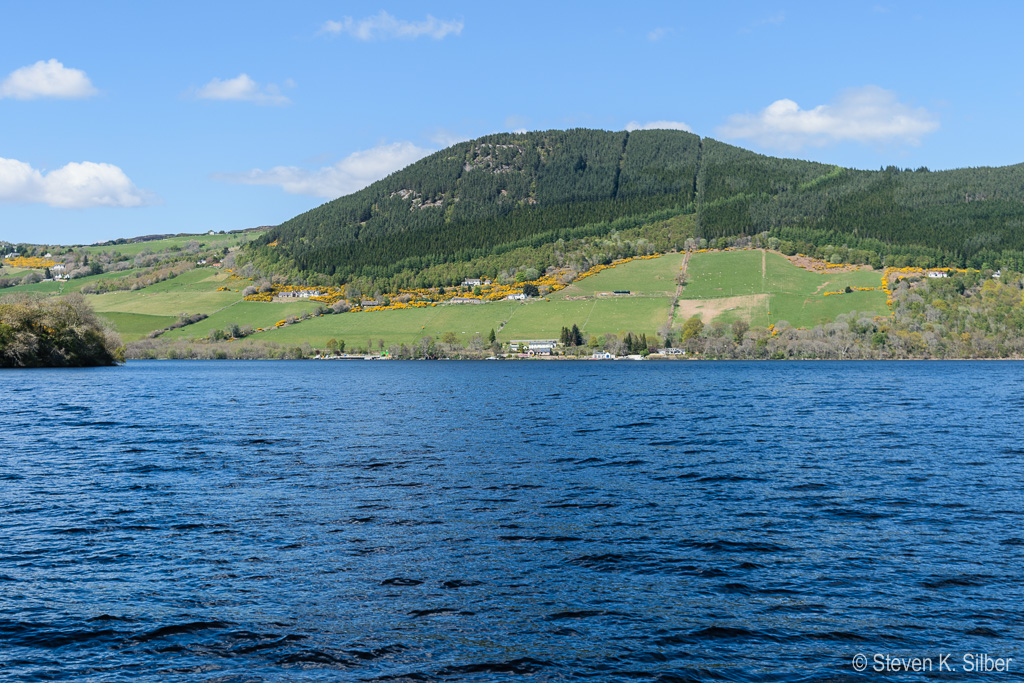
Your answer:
509,339 -> 558,353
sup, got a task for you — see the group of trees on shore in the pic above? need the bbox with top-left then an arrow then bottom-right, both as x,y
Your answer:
0,293 -> 123,367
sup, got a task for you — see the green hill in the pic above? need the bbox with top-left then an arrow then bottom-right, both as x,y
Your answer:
245,129 -> 701,288
245,129 -> 1024,290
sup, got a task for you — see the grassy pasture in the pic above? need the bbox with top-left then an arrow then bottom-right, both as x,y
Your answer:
248,291 -> 674,350
256,302 -> 515,348
100,312 -> 179,341
678,250 -> 886,328
161,301 -> 321,341
555,254 -> 684,297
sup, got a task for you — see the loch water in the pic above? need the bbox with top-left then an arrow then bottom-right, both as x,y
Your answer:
2,360 -> 1023,681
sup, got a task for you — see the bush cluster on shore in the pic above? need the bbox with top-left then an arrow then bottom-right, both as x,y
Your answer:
0,293 -> 124,367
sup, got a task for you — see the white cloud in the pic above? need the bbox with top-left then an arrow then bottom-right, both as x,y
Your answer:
626,120 -> 692,132
647,27 -> 673,42
0,157 -> 151,208
195,74 -> 290,105
0,59 -> 98,100
321,11 -> 463,40
216,142 -> 432,198
717,86 -> 939,151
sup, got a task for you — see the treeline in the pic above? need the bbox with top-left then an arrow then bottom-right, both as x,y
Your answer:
0,293 -> 123,367
128,338 -> 318,360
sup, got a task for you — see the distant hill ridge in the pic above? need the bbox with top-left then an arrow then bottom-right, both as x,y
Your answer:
245,128 -> 1024,286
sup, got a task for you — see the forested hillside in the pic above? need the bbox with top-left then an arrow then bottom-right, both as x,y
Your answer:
696,138 -> 1024,269
244,129 -> 1024,289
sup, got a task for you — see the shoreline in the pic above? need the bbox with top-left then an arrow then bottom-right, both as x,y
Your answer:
119,355 -> 1024,363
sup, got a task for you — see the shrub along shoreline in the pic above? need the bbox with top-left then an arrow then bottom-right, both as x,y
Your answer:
0,293 -> 124,368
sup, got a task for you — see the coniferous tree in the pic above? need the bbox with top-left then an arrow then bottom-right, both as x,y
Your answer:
571,323 -> 583,346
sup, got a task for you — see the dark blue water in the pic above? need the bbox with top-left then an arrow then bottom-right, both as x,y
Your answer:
2,361 -> 1023,681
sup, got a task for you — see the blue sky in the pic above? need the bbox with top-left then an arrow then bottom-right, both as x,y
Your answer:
2,0 -> 1023,245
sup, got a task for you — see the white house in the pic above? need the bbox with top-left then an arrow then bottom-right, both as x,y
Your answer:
591,351 -> 614,359
507,292 -> 527,300
509,339 -> 558,353
927,271 -> 949,278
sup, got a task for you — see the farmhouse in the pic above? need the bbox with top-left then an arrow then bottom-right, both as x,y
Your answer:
509,339 -> 558,355
507,292 -> 527,300
927,271 -> 948,278
449,297 -> 484,304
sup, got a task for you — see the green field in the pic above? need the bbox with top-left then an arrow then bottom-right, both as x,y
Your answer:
677,250 -> 885,328
99,312 -> 179,341
90,270 -> 243,338
161,300 -> 321,341
3,249 -> 889,348
89,281 -> 240,318
1,266 -> 246,340
555,254 -> 683,297
243,293 -> 675,350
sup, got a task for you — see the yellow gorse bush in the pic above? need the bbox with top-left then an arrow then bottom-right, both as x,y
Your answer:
5,256 -> 57,269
